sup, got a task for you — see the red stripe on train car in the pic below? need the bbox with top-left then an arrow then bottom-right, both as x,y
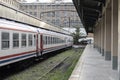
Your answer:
0,50 -> 36,60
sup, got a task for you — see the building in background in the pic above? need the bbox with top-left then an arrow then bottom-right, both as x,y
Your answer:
19,1 -> 82,28
0,0 -> 20,9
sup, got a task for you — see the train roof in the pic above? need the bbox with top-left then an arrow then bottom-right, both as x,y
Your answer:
0,19 -> 72,37
0,19 -> 37,32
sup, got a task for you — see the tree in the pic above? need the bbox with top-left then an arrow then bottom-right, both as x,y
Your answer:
72,27 -> 80,45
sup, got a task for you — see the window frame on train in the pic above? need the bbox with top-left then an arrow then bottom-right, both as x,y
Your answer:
1,32 -> 10,49
28,34 -> 33,46
13,33 -> 19,48
21,33 -> 27,47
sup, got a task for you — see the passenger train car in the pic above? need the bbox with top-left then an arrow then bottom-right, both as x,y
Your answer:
0,19 -> 73,67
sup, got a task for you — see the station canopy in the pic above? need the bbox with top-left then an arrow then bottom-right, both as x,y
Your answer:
72,0 -> 105,33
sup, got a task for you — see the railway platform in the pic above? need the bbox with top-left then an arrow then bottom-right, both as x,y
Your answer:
69,44 -> 119,80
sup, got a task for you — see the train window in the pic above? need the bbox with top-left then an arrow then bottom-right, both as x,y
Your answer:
48,37 -> 50,44
52,37 -> 54,44
56,38 -> 58,44
59,39 -> 61,43
58,38 -> 60,43
54,37 -> 55,44
60,39 -> 61,43
49,37 -> 51,44
1,32 -> 10,49
51,36 -> 53,44
21,34 -> 26,47
55,38 -> 56,44
56,38 -> 58,43
51,37 -> 52,44
34,35 -> 36,46
53,37 -> 54,44
50,37 -> 51,44
47,36 -> 49,44
46,36 -> 47,45
13,33 -> 19,48
28,34 -> 33,46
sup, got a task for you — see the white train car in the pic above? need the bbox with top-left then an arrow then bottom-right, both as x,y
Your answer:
0,19 -> 73,67
40,29 -> 67,54
0,19 -> 38,67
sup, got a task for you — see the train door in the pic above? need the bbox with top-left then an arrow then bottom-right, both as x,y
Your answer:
36,34 -> 39,57
40,34 -> 43,55
38,34 -> 40,52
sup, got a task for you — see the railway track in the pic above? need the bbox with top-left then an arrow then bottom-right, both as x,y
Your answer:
38,57 -> 69,80
0,48 -> 84,80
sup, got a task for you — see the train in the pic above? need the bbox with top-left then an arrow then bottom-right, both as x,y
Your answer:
0,3 -> 73,67
0,19 -> 73,67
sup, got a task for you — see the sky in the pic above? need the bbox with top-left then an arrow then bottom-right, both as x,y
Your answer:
26,0 -> 72,3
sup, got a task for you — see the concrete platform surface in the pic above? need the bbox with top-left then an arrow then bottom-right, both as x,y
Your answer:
69,44 -> 119,80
